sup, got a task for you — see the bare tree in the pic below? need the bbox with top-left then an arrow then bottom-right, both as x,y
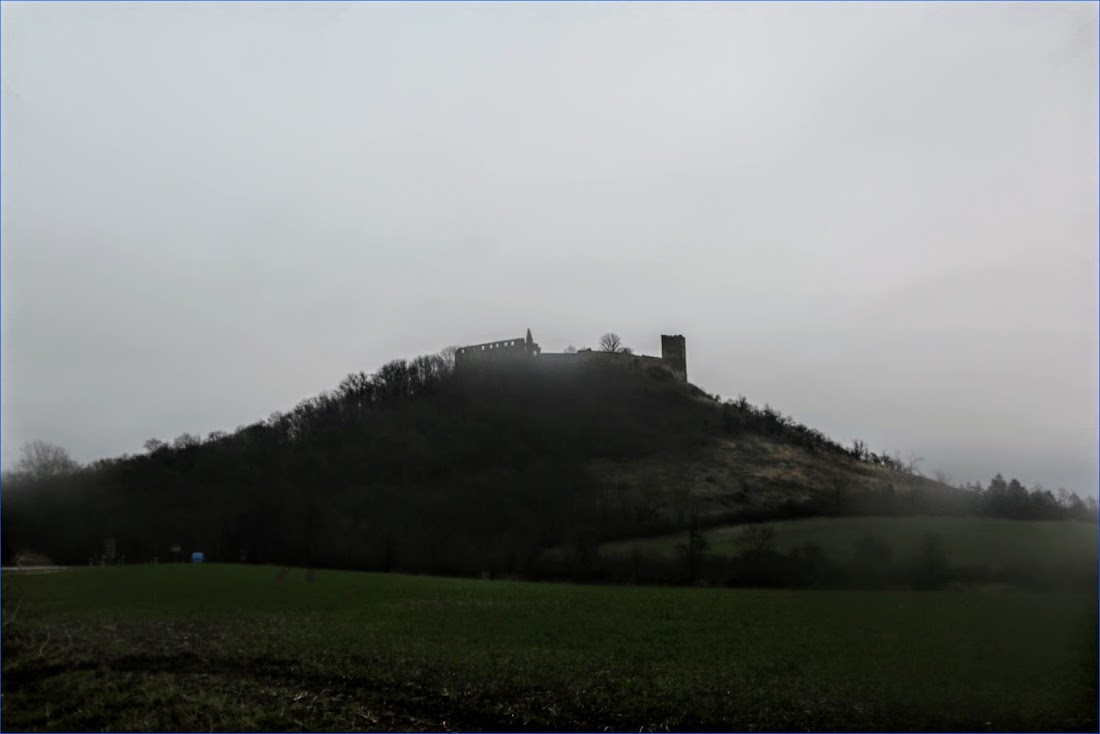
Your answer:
14,440 -> 79,482
735,524 -> 775,557
905,451 -> 925,476
598,333 -> 627,353
173,433 -> 201,450
676,507 -> 710,584
829,472 -> 851,511
564,345 -> 577,354
438,345 -> 458,370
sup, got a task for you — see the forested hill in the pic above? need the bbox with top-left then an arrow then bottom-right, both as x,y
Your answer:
2,350 -> 1094,578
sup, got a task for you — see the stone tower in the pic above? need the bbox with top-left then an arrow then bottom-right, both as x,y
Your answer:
660,334 -> 687,382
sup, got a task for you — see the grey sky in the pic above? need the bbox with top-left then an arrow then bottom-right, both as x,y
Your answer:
2,2 -> 1097,494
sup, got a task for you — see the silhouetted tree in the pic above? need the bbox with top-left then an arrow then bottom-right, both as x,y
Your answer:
438,346 -> 458,370
736,524 -> 775,557
676,508 -> 710,583
13,440 -> 79,482
173,433 -> 201,451
829,473 -> 851,514
598,333 -> 626,353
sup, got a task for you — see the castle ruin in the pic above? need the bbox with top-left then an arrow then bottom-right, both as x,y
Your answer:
454,329 -> 687,382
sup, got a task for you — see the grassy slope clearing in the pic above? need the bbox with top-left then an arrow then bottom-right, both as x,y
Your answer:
601,516 -> 1099,568
2,565 -> 1096,732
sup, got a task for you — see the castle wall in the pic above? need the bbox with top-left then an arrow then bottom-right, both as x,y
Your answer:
660,335 -> 687,382
454,331 -> 686,382
453,334 -> 543,376
454,336 -> 537,371
537,351 -> 682,380
535,352 -> 586,369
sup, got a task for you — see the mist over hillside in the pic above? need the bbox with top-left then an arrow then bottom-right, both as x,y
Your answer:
3,349 -> 1094,585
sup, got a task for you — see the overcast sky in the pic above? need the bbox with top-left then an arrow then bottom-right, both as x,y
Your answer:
2,2 -> 1097,494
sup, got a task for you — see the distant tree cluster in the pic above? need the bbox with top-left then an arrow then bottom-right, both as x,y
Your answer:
955,474 -> 1097,522
2,440 -> 80,484
848,441 -> 923,475
538,525 -> 1096,593
718,395 -> 1096,522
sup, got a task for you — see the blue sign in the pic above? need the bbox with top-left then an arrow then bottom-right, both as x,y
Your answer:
191,552 -> 205,563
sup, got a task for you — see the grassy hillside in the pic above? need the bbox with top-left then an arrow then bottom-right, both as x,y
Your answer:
589,435 -> 977,530
3,565 -> 1097,732
3,353 -> 1092,582
602,516 -> 1099,568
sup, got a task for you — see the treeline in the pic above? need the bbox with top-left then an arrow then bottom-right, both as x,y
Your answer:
721,396 -> 858,460
794,472 -> 1099,524
2,352 -> 1095,583
720,395 -> 1097,522
1,353 -> 717,575
955,474 -> 1097,521
721,396 -> 931,475
537,526 -> 1098,593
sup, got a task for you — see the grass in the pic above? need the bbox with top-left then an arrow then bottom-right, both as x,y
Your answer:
2,564 -> 1097,732
600,515 -> 1100,569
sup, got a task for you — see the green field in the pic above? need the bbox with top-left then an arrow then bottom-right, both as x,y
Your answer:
601,516 -> 1099,568
2,565 -> 1096,732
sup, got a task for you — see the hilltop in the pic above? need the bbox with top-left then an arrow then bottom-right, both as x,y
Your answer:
2,349 -> 1093,584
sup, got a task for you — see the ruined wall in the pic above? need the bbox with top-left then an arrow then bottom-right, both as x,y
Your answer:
454,335 -> 540,372
537,351 -> 682,381
455,331 -> 686,382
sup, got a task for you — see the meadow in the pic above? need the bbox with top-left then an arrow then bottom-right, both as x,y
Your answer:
601,515 -> 1099,569
1,564 -> 1096,732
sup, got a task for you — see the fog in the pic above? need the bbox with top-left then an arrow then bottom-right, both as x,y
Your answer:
2,2 -> 1096,493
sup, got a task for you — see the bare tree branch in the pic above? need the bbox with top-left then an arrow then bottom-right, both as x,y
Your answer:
598,333 -> 626,353
14,441 -> 79,482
